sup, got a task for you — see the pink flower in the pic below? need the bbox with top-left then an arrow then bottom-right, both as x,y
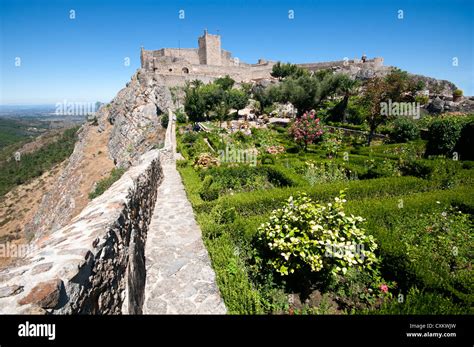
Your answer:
380,284 -> 389,293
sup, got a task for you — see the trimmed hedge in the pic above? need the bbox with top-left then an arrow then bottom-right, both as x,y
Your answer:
344,187 -> 474,305
195,176 -> 447,216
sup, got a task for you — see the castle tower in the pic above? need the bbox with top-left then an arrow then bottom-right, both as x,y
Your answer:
198,30 -> 222,66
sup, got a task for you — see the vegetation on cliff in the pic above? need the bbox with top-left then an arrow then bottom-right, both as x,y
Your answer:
0,127 -> 79,197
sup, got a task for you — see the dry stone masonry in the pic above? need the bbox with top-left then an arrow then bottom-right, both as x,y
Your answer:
143,121 -> 226,314
0,148 -> 163,314
0,115 -> 225,314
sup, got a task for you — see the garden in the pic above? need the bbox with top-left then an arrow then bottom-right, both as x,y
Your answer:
174,67 -> 474,315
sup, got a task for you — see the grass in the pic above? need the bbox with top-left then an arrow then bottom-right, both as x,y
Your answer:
88,167 -> 126,200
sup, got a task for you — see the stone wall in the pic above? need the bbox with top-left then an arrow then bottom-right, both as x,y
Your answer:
0,148 -> 164,314
198,32 -> 222,66
150,62 -> 275,84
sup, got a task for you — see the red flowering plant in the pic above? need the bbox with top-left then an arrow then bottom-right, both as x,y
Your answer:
288,111 -> 324,151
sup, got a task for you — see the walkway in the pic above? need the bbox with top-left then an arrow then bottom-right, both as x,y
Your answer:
143,114 -> 226,314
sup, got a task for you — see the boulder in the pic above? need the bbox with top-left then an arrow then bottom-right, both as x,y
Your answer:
427,97 -> 445,114
17,279 -> 63,309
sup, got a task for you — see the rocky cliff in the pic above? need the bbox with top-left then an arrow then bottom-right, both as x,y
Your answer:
24,69 -> 173,241
107,69 -> 174,168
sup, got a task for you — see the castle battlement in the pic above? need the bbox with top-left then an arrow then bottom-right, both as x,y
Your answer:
140,31 -> 275,83
140,31 -> 385,84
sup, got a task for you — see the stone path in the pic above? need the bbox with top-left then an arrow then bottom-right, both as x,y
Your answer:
143,117 -> 226,314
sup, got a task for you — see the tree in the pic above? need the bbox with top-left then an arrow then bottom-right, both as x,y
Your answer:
225,89 -> 248,111
329,76 -> 359,123
214,75 -> 235,90
252,84 -> 280,114
277,71 -> 345,116
211,101 -> 230,128
271,62 -> 309,80
361,70 -> 421,145
361,77 -> 388,145
184,84 -> 207,122
184,79 -> 251,125
288,111 -> 324,151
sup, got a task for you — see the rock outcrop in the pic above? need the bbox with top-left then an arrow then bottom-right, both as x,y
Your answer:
426,96 -> 474,114
24,69 -> 172,241
107,69 -> 173,168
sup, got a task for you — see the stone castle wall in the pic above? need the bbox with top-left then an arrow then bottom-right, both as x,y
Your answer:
0,148 -> 164,314
140,32 -> 389,84
198,33 -> 222,65
141,31 -> 267,82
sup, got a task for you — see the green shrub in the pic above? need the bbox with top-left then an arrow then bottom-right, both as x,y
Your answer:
425,116 -> 465,156
414,95 -> 429,105
344,186 -> 474,306
391,117 -> 420,143
256,192 -> 378,277
175,109 -> 187,124
176,159 -> 188,168
372,287 -> 469,314
401,158 -> 462,188
203,231 -> 264,314
196,176 -> 443,216
199,175 -> 219,201
89,167 -> 126,199
393,208 -> 473,299
160,114 -> 169,128
181,131 -> 199,144
210,203 -> 237,225
453,89 -> 463,98
260,153 -> 275,165
199,165 -> 295,196
364,159 -> 400,179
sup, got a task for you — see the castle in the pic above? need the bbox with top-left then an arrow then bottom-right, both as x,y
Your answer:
140,30 -> 275,84
140,30 -> 386,85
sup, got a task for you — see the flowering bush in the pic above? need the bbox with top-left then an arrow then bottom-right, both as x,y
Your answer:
257,191 -> 378,277
288,111 -> 324,151
303,160 -> 349,185
321,129 -> 344,158
266,145 -> 285,155
193,153 -> 220,170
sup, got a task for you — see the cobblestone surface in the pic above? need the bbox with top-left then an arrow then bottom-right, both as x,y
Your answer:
143,120 -> 226,314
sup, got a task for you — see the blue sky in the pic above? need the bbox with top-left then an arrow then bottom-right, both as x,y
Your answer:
0,0 -> 473,104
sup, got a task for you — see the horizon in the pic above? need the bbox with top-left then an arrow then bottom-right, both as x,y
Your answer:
1,0 -> 473,104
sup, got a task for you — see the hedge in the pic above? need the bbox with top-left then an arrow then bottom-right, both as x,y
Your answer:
344,187 -> 474,306
195,176 -> 450,216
